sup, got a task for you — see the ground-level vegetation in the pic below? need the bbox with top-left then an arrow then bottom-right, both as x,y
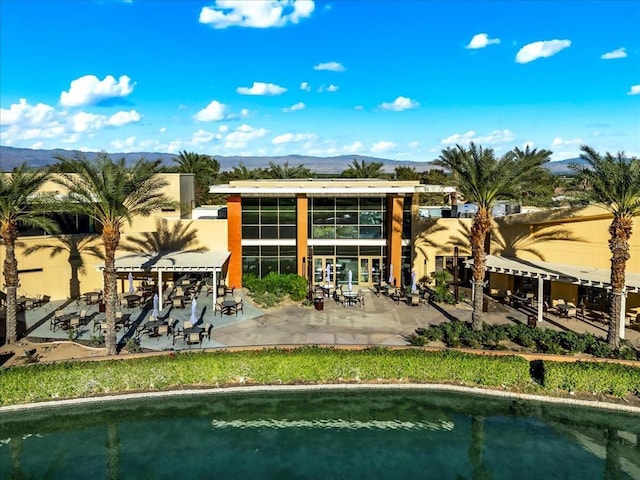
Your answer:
1,347 -> 638,407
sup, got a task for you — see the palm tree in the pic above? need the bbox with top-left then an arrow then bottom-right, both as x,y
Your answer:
224,163 -> 265,181
571,146 -> 640,349
266,161 -> 312,179
435,143 -> 551,329
341,159 -> 385,178
173,151 -> 220,207
1,164 -> 59,344
53,153 -> 176,355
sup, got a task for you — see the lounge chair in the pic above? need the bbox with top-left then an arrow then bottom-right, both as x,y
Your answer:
233,295 -> 243,316
214,297 -> 224,317
203,323 -> 213,340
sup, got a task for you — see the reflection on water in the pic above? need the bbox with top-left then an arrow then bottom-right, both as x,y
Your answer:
0,389 -> 639,479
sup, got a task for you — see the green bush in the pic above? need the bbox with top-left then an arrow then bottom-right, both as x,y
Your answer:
542,361 -> 640,397
243,272 -> 308,307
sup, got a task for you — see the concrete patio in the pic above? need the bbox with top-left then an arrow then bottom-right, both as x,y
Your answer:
12,286 -> 640,352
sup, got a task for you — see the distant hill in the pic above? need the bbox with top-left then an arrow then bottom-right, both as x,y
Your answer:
0,146 -> 584,174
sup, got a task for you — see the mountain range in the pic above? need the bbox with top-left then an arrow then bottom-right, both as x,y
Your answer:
0,146 -> 583,175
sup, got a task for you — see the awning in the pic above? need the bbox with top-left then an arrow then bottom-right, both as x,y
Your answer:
98,250 -> 231,273
466,255 -> 640,293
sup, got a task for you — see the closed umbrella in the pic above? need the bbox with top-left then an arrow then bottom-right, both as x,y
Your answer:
388,264 -> 394,285
128,272 -> 134,294
411,270 -> 417,292
190,298 -> 198,325
152,293 -> 159,319
347,270 -> 353,291
326,264 -> 332,285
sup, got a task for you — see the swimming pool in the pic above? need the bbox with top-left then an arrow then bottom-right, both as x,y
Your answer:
1,388 -> 638,479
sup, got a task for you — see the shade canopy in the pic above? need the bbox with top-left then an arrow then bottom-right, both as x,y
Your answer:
98,250 -> 230,274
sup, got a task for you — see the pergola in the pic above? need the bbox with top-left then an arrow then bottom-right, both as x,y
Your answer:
467,254 -> 640,338
98,250 -> 231,311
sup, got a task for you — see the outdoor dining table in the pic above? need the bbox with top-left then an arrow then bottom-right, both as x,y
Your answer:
144,319 -> 167,336
556,303 -> 572,318
222,300 -> 237,315
343,291 -> 358,306
52,313 -> 77,331
124,294 -> 141,308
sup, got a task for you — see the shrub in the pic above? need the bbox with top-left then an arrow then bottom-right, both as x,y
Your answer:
124,337 -> 142,354
243,272 -> 308,307
88,334 -> 104,347
542,361 -> 640,398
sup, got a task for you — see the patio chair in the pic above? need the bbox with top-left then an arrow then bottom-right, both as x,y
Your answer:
233,296 -> 243,316
51,309 -> 65,331
354,291 -> 365,308
172,297 -> 184,309
156,324 -> 169,339
41,294 -> 51,305
214,297 -> 224,317
203,323 -> 213,341
69,316 -> 81,329
172,328 -> 185,346
184,320 -> 193,330
79,309 -> 88,325
167,318 -> 178,334
25,299 -> 35,310
411,292 -> 420,307
186,332 -> 202,349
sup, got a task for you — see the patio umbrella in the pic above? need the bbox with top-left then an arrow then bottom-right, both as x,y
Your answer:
152,293 -> 159,319
347,270 -> 353,291
388,264 -> 394,285
128,272 -> 134,294
326,264 -> 332,285
190,298 -> 198,325
411,270 -> 417,292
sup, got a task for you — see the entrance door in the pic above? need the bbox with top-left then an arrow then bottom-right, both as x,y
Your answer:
314,257 -> 335,285
359,257 -> 382,286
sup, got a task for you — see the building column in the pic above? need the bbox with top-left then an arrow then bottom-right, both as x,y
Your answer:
227,195 -> 243,289
537,277 -> 544,323
387,194 -> 404,287
296,194 -> 308,277
157,271 -> 163,312
620,291 -> 627,340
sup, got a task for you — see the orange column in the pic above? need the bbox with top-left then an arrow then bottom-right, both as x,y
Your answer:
387,194 -> 404,287
227,195 -> 243,288
296,194 -> 308,276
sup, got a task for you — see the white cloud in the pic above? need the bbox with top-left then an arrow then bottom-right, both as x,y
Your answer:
408,141 -> 420,148
71,112 -> 104,133
191,129 -> 217,144
313,61 -> 345,72
465,33 -> 500,49
159,127 -> 167,133
110,136 -> 137,151
371,141 -> 395,153
552,137 -> 582,146
236,81 -> 287,96
272,132 -> 316,144
601,48 -> 627,60
378,96 -> 419,111
354,105 -> 364,110
224,123 -> 268,149
199,0 -> 314,29
194,100 -> 226,121
60,74 -> 134,107
283,102 -> 306,112
0,98 -> 57,126
107,110 -> 141,126
318,84 -> 339,92
218,125 -> 229,133
300,81 -> 311,91
440,129 -> 515,145
515,39 -> 571,63
342,141 -> 364,153
627,85 -> 640,95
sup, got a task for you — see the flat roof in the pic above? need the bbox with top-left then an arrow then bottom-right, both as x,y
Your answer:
209,179 -> 453,196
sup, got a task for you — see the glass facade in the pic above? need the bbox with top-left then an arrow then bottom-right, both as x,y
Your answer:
309,197 -> 385,240
241,197 -> 296,240
242,245 -> 297,278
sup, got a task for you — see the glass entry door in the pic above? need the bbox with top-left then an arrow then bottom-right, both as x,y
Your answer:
314,257 -> 335,285
359,257 -> 382,286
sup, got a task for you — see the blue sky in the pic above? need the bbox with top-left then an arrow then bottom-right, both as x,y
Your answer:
1,0 -> 638,163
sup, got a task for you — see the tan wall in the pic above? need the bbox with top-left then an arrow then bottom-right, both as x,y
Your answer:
412,217 -> 473,281
2,217 -> 229,301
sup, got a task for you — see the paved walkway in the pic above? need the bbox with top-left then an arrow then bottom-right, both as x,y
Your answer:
13,288 -> 640,351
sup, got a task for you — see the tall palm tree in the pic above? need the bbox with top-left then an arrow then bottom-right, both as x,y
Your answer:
225,163 -> 265,181
571,146 -> 640,349
341,159 -> 385,178
435,143 -> 551,329
173,151 -> 220,207
1,164 -> 59,344
53,153 -> 176,355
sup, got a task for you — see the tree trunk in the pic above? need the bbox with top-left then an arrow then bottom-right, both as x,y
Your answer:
607,215 -> 631,350
102,226 -> 121,356
1,221 -> 18,344
470,208 -> 492,330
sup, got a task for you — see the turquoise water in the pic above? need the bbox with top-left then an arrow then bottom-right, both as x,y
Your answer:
1,389 -> 639,479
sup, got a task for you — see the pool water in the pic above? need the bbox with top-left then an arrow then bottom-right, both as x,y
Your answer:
1,389 -> 639,479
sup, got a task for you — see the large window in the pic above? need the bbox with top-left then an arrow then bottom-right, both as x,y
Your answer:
309,197 -> 385,240
241,197 -> 296,240
18,212 -> 98,237
242,245 -> 297,278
